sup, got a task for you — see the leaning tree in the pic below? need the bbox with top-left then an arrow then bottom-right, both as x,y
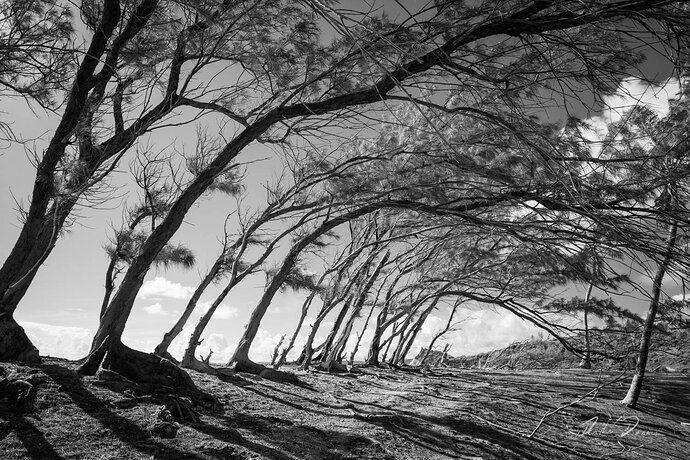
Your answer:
1,0 -> 682,391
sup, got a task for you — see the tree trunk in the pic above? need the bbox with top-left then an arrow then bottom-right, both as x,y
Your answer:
421,299 -> 461,365
366,303 -> 388,366
101,340 -> 220,410
579,282 -> 594,369
228,206 -> 383,372
0,317 -> 40,363
396,302 -> 436,365
621,220 -> 678,408
349,302 -> 377,365
180,278 -> 236,368
99,256 -> 119,320
312,297 -> 352,363
156,257 -> 223,357
276,289 -> 318,368
0,202 -> 75,362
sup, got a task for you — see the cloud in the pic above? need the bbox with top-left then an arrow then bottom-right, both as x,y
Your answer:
137,276 -> 195,300
143,303 -> 168,315
582,77 -> 681,157
196,301 -> 239,320
216,305 -> 239,319
20,321 -> 93,360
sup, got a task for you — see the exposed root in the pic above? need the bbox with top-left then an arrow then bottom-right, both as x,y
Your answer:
0,375 -> 38,412
180,356 -> 220,376
84,342 -> 222,412
229,358 -> 301,383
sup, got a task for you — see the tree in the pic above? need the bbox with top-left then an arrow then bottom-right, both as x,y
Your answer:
616,80 -> 690,407
44,0 -> 685,391
420,298 -> 465,365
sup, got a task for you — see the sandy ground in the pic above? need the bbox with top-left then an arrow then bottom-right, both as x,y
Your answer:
1,358 -> 688,459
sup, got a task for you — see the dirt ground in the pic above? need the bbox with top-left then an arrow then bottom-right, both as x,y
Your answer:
1,358 -> 688,459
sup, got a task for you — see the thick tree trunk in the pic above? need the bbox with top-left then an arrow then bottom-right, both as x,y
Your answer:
0,202 -> 75,361
101,340 -> 220,409
621,220 -> 678,408
0,316 -> 40,363
366,304 -> 388,366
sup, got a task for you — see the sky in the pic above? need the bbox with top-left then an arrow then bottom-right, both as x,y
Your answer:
0,4 -> 686,364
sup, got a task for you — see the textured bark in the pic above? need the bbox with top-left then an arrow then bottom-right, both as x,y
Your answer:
101,341 -> 221,410
365,304 -> 388,366
0,317 -> 40,363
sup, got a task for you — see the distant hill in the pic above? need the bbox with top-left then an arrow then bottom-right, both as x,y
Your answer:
414,328 -> 690,372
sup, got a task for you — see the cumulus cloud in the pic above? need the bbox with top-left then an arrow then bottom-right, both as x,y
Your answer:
196,301 -> 239,320
143,303 -> 168,315
582,77 -> 681,157
20,321 -> 93,360
137,276 -> 195,299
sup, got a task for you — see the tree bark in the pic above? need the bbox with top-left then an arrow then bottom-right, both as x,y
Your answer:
621,220 -> 678,408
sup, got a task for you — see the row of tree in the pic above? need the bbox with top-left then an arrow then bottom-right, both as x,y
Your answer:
1,0 -> 689,410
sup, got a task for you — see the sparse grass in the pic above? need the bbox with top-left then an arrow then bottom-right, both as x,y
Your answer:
1,358 -> 688,459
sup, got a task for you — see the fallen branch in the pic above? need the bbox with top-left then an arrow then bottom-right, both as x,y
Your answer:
528,370 -> 627,439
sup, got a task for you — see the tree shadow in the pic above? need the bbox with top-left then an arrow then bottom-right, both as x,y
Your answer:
39,363 -> 202,460
195,412 -> 395,460
0,412 -> 64,460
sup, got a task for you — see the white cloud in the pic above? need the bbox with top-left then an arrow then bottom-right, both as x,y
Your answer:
195,301 -> 239,320
582,77 -> 682,158
138,276 -> 195,300
20,321 -> 93,360
216,305 -> 239,319
143,302 -> 168,315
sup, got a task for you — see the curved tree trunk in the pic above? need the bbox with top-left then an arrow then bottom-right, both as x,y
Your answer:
366,304 -> 388,366
621,220 -> 678,408
348,302 -> 377,366
156,257 -> 223,358
180,275 -> 238,368
420,299 -> 461,365
229,206 -> 379,373
0,202 -> 74,362
396,300 -> 437,365
275,289 -> 318,368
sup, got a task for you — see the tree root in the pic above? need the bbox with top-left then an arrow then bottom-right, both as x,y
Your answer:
180,356 -> 220,376
87,342 -> 222,412
230,358 -> 300,383
0,375 -> 38,412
